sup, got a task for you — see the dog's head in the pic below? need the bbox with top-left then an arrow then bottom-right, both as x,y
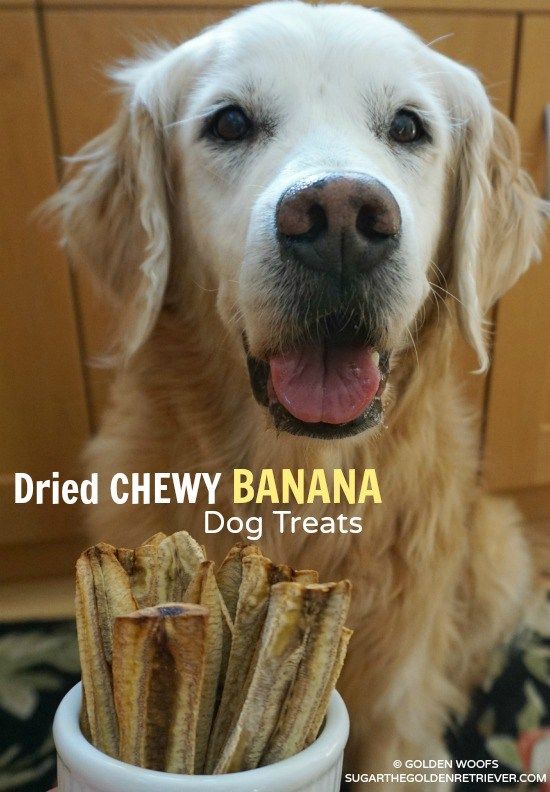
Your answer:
53,2 -> 547,440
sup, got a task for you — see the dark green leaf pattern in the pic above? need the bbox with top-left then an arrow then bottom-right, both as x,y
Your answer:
0,621 -> 80,792
449,590 -> 550,789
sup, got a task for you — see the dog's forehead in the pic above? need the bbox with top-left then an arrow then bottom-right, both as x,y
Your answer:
199,2 -> 431,99
217,2 -> 420,50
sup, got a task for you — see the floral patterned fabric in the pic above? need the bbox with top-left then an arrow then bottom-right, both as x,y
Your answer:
0,593 -> 548,792
0,621 -> 80,792
448,589 -> 550,790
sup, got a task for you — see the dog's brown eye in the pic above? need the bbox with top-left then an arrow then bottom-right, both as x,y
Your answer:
211,106 -> 252,142
389,110 -> 424,144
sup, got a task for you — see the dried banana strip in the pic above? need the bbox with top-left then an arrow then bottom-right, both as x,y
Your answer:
116,532 -> 168,607
75,563 -> 117,757
261,581 -> 351,765
112,604 -> 207,774
140,532 -> 167,547
153,531 -> 205,603
89,543 -> 137,664
206,554 -> 320,770
215,543 -> 261,621
303,626 -> 352,748
215,543 -> 258,689
206,555 -> 279,769
213,583 -> 309,774
183,561 -> 224,773
75,544 -> 136,756
115,543 -> 159,608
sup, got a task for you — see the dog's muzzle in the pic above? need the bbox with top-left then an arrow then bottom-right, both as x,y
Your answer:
242,173 -> 399,439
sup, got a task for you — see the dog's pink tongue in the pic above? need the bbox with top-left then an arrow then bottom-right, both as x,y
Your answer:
269,345 -> 380,425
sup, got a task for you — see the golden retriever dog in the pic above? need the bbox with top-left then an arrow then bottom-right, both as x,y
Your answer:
51,2 -> 548,787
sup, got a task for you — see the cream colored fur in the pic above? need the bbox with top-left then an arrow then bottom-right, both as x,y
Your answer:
49,3 -> 549,787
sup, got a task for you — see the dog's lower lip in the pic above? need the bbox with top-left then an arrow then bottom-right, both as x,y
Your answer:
267,394 -> 384,439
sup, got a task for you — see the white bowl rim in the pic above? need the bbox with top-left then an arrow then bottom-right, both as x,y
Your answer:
53,682 -> 349,792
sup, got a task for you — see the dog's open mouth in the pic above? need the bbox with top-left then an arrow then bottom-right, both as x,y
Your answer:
246,318 -> 390,439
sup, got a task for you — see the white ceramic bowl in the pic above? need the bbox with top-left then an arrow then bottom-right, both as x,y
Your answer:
53,683 -> 349,792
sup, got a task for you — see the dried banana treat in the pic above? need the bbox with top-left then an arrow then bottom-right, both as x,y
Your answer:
75,531 -> 352,776
215,543 -> 261,621
115,543 -> 160,608
213,582 -> 309,773
115,532 -> 169,608
215,544 -> 258,695
261,581 -> 352,764
206,555 -> 316,770
113,604 -> 207,773
75,544 -> 136,756
153,531 -> 205,602
183,561 -> 224,772
304,626 -> 353,748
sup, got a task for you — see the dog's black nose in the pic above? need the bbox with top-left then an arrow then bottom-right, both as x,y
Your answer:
276,174 -> 401,277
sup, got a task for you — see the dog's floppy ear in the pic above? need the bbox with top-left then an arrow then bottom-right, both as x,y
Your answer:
446,66 -> 548,370
51,62 -> 173,360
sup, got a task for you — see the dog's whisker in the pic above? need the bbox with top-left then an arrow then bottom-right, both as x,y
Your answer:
428,282 -> 456,318
483,79 -> 509,92
429,280 -> 468,311
164,110 -> 215,131
189,277 -> 219,293
430,287 -> 442,327
405,326 -> 420,371
425,32 -> 454,49
427,282 -> 447,326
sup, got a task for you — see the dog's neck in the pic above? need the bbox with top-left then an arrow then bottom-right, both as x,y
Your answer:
136,284 -> 479,574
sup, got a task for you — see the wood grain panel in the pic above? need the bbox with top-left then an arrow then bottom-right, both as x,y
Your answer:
0,536 -> 86,584
39,0 -> 550,13
45,9 -> 228,423
484,15 -> 550,491
395,12 -> 515,112
0,10 -> 89,554
0,574 -> 74,620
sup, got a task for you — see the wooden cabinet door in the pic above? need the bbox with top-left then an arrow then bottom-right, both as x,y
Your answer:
0,9 -> 90,582
484,15 -> 550,492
